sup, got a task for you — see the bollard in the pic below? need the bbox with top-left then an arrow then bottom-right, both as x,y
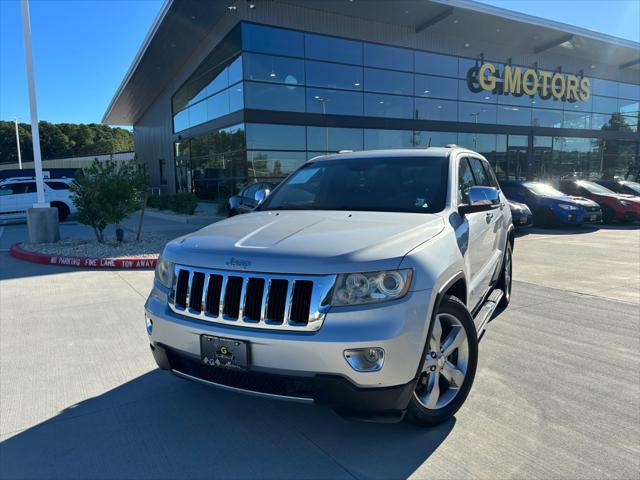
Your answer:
26,207 -> 60,243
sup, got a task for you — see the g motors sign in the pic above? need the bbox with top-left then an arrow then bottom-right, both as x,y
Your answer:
467,63 -> 591,103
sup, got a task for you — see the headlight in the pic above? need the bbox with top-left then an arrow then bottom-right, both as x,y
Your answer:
558,203 -> 579,211
155,256 -> 175,288
331,269 -> 412,306
619,200 -> 632,207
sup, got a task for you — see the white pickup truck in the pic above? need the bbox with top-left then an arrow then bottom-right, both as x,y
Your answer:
145,147 -> 514,426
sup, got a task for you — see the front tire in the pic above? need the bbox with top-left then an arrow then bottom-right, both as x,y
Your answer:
405,295 -> 478,427
602,205 -> 615,224
535,207 -> 555,228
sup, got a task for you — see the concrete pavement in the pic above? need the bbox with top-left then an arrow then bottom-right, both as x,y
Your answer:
0,225 -> 638,479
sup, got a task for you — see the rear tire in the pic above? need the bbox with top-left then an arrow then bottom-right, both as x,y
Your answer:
52,202 -> 70,222
405,295 -> 478,428
228,208 -> 238,217
497,242 -> 512,308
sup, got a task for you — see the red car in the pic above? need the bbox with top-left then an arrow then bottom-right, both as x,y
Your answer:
559,180 -> 640,223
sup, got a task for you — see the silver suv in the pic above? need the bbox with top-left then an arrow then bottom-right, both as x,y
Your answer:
146,147 -> 514,426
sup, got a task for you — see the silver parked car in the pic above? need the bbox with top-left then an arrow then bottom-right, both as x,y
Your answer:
146,147 -> 514,426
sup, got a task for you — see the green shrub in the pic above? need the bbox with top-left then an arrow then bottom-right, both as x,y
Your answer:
147,192 -> 198,215
70,159 -> 147,242
173,192 -> 198,215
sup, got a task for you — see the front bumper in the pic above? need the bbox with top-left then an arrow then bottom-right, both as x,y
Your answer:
151,342 -> 415,417
512,212 -> 532,228
145,285 -> 433,410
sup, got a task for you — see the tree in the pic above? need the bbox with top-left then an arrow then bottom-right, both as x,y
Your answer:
0,121 -> 133,163
70,159 -> 147,242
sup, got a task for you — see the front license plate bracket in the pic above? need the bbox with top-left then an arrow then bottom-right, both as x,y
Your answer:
201,335 -> 249,370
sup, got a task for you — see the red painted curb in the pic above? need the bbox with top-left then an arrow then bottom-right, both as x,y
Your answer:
9,243 -> 157,269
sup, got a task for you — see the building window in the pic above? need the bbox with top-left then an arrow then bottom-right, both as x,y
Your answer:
363,43 -> 413,71
159,159 -> 167,185
415,98 -> 458,122
244,81 -> 305,112
364,93 -> 413,119
305,60 -> 363,90
306,127 -> 363,152
305,33 -> 362,65
497,105 -> 531,126
460,102 -> 498,125
364,68 -> 413,95
414,75 -> 458,99
243,53 -> 305,85
245,123 -> 306,150
415,51 -> 458,77
306,88 -> 363,116
242,23 -> 304,57
364,129 -> 414,149
532,108 -> 563,128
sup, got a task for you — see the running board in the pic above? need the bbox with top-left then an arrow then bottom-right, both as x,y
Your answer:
474,289 -> 503,334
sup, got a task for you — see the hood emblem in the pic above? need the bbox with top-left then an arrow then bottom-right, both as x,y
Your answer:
226,257 -> 251,269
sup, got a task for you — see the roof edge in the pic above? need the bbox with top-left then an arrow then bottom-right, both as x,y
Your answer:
436,0 -> 640,49
102,0 -> 174,125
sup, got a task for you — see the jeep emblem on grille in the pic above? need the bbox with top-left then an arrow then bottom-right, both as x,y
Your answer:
226,257 -> 251,269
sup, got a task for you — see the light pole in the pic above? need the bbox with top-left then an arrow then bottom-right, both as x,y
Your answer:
20,0 -> 46,206
469,112 -> 480,150
314,95 -> 330,153
13,117 -> 22,169
21,0 -> 59,243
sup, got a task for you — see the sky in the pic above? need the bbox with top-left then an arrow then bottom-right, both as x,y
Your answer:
0,0 -> 638,127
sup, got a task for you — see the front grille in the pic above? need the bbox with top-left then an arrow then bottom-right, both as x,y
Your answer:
169,265 -> 336,332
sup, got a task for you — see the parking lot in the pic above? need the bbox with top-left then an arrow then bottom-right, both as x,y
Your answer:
0,221 -> 638,479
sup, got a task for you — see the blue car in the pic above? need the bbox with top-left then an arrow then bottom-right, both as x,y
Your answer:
500,180 -> 602,227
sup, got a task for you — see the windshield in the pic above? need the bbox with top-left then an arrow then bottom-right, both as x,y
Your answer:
577,181 -> 616,194
523,182 -> 565,197
622,181 -> 640,194
258,156 -> 449,213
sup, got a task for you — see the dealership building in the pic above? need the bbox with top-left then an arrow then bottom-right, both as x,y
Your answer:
103,0 -> 640,201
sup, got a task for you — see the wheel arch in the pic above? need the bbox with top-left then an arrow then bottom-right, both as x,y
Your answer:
413,272 -> 468,381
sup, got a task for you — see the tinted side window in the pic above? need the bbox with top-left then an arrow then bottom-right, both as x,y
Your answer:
458,158 -> 476,204
480,159 -> 500,189
20,182 -> 38,194
0,185 -> 15,195
560,182 -> 579,195
45,181 -> 70,190
469,158 -> 490,187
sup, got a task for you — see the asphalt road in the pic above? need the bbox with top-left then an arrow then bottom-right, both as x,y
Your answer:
0,223 -> 638,479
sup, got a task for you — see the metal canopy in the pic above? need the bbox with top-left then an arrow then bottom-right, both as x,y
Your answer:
103,0 -> 640,126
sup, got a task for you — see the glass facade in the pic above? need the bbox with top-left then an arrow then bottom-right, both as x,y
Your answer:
171,22 -> 639,200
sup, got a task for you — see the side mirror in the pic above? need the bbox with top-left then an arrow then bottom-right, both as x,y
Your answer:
254,188 -> 270,205
459,186 -> 500,215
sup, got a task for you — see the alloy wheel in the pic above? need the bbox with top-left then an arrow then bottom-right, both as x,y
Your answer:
414,313 -> 469,410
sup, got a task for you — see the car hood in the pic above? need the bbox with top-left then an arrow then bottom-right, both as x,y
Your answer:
541,195 -> 599,207
163,210 -> 446,274
589,192 -> 640,203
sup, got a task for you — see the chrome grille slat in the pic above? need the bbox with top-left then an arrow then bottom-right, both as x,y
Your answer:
283,281 -> 295,326
168,265 -> 336,332
218,276 -> 229,317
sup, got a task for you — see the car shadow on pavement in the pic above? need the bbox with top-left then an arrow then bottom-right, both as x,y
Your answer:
0,369 -> 454,479
514,222 -> 640,238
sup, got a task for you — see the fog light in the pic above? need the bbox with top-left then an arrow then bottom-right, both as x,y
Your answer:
344,348 -> 385,372
145,314 -> 153,334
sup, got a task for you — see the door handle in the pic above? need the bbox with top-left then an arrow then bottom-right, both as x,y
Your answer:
485,212 -> 494,221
